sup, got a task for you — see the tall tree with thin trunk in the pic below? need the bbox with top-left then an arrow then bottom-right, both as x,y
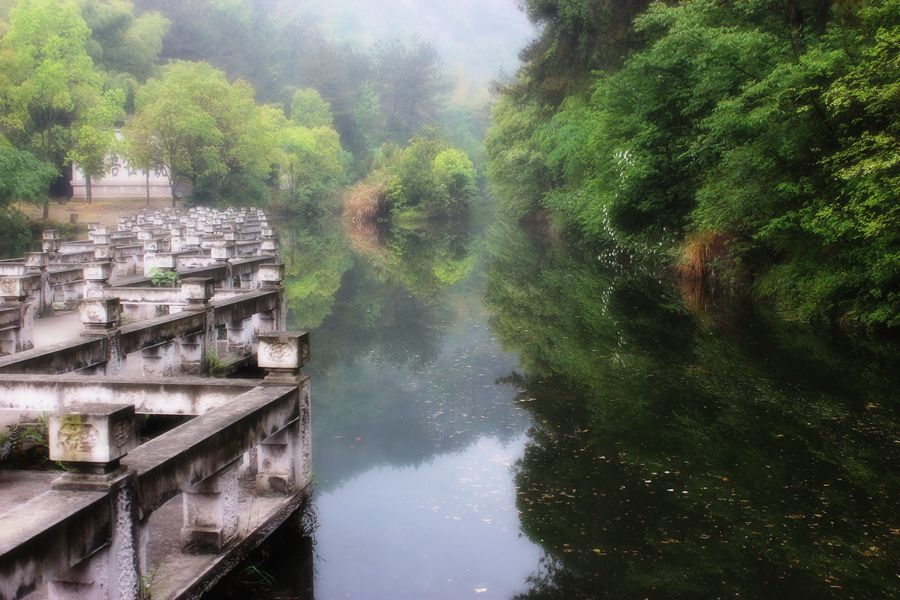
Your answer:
124,62 -> 226,207
0,0 -> 111,218
67,88 -> 124,204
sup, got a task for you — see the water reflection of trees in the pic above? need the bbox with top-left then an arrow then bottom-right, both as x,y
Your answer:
282,213 -> 527,490
485,224 -> 900,599
279,213 -> 354,330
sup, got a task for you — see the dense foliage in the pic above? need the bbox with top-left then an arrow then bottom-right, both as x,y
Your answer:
346,134 -> 477,221
132,0 -> 485,175
487,0 -> 899,329
484,224 -> 900,598
0,0 -> 487,250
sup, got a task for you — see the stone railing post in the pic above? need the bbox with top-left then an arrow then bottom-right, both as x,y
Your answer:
260,235 -> 277,256
178,278 -> 215,374
140,341 -> 176,377
254,334 -> 311,494
24,252 -> 52,316
258,262 -> 286,331
42,229 -> 60,254
181,459 -> 240,554
48,403 -> 142,600
79,298 -> 124,375
83,262 -> 112,300
1,277 -> 35,352
225,315 -> 253,354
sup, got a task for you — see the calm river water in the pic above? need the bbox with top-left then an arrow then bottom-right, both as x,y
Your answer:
261,209 -> 898,599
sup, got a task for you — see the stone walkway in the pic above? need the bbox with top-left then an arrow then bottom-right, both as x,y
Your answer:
31,311 -> 83,349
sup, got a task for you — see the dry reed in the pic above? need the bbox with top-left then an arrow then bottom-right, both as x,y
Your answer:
677,230 -> 729,282
343,176 -> 388,222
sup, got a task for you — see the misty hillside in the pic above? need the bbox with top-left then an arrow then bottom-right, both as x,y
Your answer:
290,0 -> 534,84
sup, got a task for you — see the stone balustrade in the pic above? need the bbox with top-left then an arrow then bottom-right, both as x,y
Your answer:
0,374 -> 310,600
0,207 -> 283,357
0,207 -> 310,600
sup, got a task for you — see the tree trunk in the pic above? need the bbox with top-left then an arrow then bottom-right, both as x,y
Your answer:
86,175 -> 92,205
169,167 -> 177,208
146,171 -> 151,206
42,196 -> 49,221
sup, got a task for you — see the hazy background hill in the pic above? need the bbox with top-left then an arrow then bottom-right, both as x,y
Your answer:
286,0 -> 534,88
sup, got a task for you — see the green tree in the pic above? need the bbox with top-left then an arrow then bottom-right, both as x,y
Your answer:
0,136 -> 55,256
124,61 -> 277,206
0,0 -> 112,217
487,0 -> 899,328
432,148 -> 476,210
66,87 -> 124,204
290,88 -> 334,128
77,0 -> 169,109
373,40 -> 449,142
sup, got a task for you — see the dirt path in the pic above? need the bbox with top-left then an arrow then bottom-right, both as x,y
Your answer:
21,197 -> 181,228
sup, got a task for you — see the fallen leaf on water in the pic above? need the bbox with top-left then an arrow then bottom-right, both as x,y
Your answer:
474,588 -> 488,593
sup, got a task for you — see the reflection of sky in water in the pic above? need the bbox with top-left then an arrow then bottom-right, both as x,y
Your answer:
309,311 -> 532,490
315,435 -> 542,600
301,219 -> 542,597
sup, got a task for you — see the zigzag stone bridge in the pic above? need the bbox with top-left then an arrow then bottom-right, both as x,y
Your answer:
0,207 -> 312,600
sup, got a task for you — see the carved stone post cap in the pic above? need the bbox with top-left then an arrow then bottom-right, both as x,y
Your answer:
211,242 -> 236,260
94,243 -> 115,259
0,276 -> 28,299
42,229 -> 60,240
182,277 -> 215,306
83,261 -> 113,281
24,252 -> 49,269
257,331 -> 310,370
49,403 -> 137,465
259,262 -> 285,284
79,297 -> 121,326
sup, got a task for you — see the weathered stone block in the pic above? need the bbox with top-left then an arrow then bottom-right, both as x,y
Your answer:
0,276 -> 27,300
260,239 -> 277,253
83,262 -> 112,282
182,277 -> 215,309
211,242 -> 235,260
49,403 -> 136,465
258,262 -> 285,285
182,460 -> 240,553
24,252 -> 49,269
257,331 -> 310,373
93,243 -> 114,260
79,297 -> 121,330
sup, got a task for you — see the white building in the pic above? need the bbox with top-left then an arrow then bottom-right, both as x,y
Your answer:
70,158 -> 180,199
